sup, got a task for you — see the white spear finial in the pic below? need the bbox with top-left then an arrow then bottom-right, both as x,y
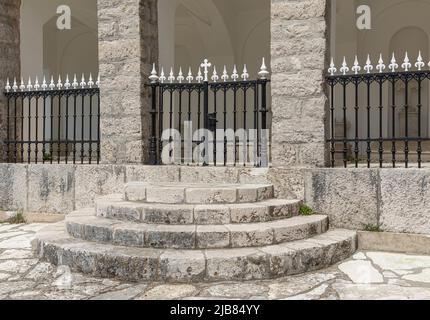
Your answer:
351,56 -> 361,75
196,67 -> 203,83
402,52 -> 411,71
26,77 -> 33,91
57,75 -> 63,89
80,74 -> 86,88
64,75 -> 71,89
177,67 -> 185,83
376,54 -> 386,73
5,78 -> 11,92
34,77 -> 40,91
186,67 -> 194,83
231,65 -> 239,82
88,74 -> 94,88
49,76 -> 55,90
149,63 -> 159,83
340,57 -> 349,75
328,58 -> 337,76
96,74 -> 100,87
159,68 -> 166,83
258,57 -> 270,79
364,55 -> 373,74
72,74 -> 78,89
20,77 -> 26,91
211,66 -> 219,82
201,59 -> 212,82
12,78 -> 18,92
221,66 -> 229,82
168,68 -> 175,83
415,51 -> 425,71
41,76 -> 47,91
241,64 -> 250,81
389,53 -> 399,72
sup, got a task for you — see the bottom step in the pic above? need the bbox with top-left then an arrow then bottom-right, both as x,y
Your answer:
32,224 -> 357,283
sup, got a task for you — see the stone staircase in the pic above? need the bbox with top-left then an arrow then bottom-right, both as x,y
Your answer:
32,182 -> 357,283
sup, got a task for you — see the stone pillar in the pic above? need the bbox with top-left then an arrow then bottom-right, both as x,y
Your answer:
271,0 -> 329,167
0,1 -> 20,162
98,0 -> 158,164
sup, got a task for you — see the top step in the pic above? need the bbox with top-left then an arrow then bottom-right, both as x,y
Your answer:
124,183 -> 274,204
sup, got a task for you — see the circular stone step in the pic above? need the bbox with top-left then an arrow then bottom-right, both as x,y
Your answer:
65,210 -> 329,249
95,196 -> 301,225
33,224 -> 357,283
124,182 -> 274,204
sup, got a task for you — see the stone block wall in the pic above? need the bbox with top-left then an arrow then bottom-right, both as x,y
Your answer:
98,0 -> 158,164
305,168 -> 430,235
270,0 -> 329,167
0,1 -> 20,162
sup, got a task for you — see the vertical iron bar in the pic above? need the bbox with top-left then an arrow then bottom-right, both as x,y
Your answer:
178,88 -> 183,164
342,81 -> 347,168
254,82 -> 259,168
354,80 -> 359,168
158,87 -> 164,165
73,93 -> 77,164
243,85 -> 247,167
49,95 -> 54,164
233,85 -> 237,166
391,78 -> 396,168
80,93 -> 85,164
404,78 -> 409,168
417,76 -> 422,168
14,96 -> 17,163
378,78 -> 384,168
149,84 -> 158,165
20,95 -> 24,163
27,95 -> 31,163
65,93 -> 69,164
223,88 -> 227,166
58,93 -> 62,164
35,95 -> 39,164
213,87 -> 217,167
6,96 -> 10,163
203,81 -> 209,166
330,81 -> 335,168
97,90 -> 101,164
260,80 -> 268,167
366,79 -> 371,168
169,89 -> 174,161
89,92 -> 93,164
42,95 -> 46,164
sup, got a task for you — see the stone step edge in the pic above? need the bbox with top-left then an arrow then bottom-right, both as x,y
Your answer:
95,196 -> 303,225
33,225 -> 357,283
124,183 -> 275,204
65,211 -> 329,249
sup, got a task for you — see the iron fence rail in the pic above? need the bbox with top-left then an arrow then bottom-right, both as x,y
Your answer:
3,76 -> 100,164
327,53 -> 430,168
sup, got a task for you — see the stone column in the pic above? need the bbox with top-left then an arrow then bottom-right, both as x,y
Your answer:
0,1 -> 20,162
98,0 -> 158,164
271,0 -> 329,167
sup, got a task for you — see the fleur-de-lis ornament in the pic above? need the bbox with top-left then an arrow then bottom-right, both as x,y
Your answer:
352,56 -> 361,75
376,54 -> 386,73
364,55 -> 373,74
402,52 -> 412,71
340,57 -> 349,75
389,53 -> 399,72
415,51 -> 425,71
328,58 -> 337,76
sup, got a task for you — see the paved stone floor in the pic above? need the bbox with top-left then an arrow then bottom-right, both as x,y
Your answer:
1,222 -> 430,300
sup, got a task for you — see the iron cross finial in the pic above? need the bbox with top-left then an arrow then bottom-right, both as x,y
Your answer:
201,59 -> 212,82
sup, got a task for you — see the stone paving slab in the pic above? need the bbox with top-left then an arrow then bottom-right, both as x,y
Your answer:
1,222 -> 430,300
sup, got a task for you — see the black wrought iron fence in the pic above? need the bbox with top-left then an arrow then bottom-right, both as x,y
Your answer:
327,53 -> 430,168
3,75 -> 100,164
147,59 -> 271,167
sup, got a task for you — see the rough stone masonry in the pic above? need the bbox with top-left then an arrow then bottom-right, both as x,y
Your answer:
98,0 -> 158,164
0,0 -> 21,162
270,0 -> 329,167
